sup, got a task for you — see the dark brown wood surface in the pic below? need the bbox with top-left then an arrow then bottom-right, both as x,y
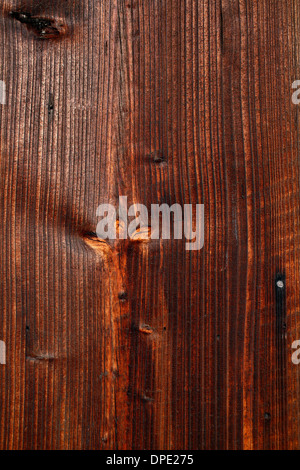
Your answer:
0,0 -> 299,450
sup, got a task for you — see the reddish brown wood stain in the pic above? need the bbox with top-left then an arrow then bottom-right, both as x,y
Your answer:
0,0 -> 299,450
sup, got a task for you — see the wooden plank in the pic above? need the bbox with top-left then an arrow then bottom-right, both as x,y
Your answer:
0,0 -> 299,449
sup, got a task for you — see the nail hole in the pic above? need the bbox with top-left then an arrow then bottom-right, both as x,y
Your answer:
139,324 -> 154,335
48,93 -> 54,115
141,394 -> 154,403
150,150 -> 166,164
118,291 -> 128,301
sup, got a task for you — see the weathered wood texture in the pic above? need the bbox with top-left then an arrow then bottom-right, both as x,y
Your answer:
0,0 -> 299,450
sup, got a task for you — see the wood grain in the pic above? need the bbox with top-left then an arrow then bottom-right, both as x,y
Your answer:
0,0 -> 299,450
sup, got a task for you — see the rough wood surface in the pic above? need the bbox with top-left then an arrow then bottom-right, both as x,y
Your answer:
0,0 -> 299,450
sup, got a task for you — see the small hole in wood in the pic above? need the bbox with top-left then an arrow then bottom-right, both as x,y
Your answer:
118,291 -> 128,301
